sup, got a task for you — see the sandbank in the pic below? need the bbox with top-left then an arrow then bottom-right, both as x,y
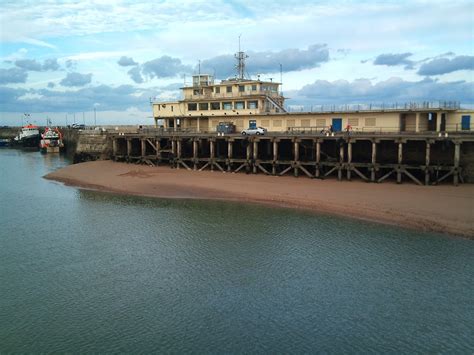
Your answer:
45,161 -> 474,238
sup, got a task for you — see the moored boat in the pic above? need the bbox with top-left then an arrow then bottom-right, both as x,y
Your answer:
40,127 -> 64,153
12,124 -> 40,148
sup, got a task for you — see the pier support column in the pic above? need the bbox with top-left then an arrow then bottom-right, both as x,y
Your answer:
454,142 -> 460,186
193,139 -> 198,170
126,138 -> 132,158
315,140 -> 321,178
227,140 -> 233,172
415,113 -> 420,133
141,139 -> 146,157
371,141 -> 377,182
171,139 -> 176,167
210,139 -> 215,171
338,143 -> 344,181
197,116 -> 200,133
173,118 -> 177,132
272,139 -> 278,175
397,142 -> 403,184
253,140 -> 258,174
156,139 -> 161,163
425,141 -> 431,185
294,140 -> 299,177
246,140 -> 252,173
176,139 -> 182,170
112,138 -> 117,158
347,141 -> 352,181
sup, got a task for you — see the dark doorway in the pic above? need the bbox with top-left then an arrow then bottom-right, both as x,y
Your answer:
440,113 -> 446,132
427,112 -> 437,131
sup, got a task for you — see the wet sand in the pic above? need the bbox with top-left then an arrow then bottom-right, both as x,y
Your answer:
45,161 -> 474,238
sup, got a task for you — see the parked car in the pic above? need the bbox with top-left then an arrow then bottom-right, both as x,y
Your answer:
71,123 -> 85,129
241,127 -> 267,135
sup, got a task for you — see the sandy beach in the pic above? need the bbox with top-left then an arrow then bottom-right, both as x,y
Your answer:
45,161 -> 474,238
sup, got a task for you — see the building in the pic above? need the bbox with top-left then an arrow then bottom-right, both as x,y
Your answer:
152,53 -> 472,133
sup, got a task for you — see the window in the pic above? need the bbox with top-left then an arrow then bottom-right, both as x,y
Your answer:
211,102 -> 220,110
287,120 -> 295,127
301,119 -> 311,127
215,87 -> 220,94
348,118 -> 359,126
365,117 -> 376,126
199,103 -> 209,110
235,101 -> 245,109
317,119 -> 326,127
188,103 -> 197,111
247,101 -> 258,109
251,84 -> 257,91
171,106 -> 174,112
223,102 -> 232,110
273,120 -> 282,127
238,85 -> 245,92
226,86 -> 232,93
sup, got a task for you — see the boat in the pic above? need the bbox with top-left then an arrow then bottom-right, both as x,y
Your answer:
40,127 -> 64,153
0,138 -> 10,147
12,124 -> 40,148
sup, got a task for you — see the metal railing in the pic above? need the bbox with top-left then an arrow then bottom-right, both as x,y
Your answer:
286,101 -> 462,113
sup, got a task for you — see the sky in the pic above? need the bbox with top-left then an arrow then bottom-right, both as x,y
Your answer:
0,0 -> 473,126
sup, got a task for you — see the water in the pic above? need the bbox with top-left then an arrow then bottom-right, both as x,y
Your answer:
1,149 -> 473,353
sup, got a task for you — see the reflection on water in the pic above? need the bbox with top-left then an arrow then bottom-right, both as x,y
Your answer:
1,149 -> 473,353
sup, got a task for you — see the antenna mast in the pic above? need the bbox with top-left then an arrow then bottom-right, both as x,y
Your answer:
235,34 -> 248,80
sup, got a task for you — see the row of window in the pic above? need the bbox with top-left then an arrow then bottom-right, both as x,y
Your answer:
188,101 -> 259,111
192,84 -> 278,95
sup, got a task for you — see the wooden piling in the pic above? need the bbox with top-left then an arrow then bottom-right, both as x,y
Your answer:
347,141 -> 352,181
315,140 -> 321,178
371,141 -> 377,182
425,141 -> 431,185
253,139 -> 258,174
294,139 -> 299,177
397,142 -> 403,184
272,139 -> 278,175
227,139 -> 233,172
454,142 -> 460,186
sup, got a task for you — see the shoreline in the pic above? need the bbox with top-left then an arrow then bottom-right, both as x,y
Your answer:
44,161 -> 474,239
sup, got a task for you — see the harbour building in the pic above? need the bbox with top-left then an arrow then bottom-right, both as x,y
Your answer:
152,52 -> 472,133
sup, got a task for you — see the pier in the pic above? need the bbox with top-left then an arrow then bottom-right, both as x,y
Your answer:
110,131 -> 474,186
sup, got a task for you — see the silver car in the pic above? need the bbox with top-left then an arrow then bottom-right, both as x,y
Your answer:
241,127 -> 267,135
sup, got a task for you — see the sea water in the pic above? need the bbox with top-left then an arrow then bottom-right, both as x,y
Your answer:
0,149 -> 473,353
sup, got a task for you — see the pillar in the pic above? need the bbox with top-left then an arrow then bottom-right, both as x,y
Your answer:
424,142 -> 431,185
173,117 -> 177,132
397,142 -> 403,184
156,139 -> 161,161
210,140 -> 215,171
316,140 -> 321,178
176,139 -> 181,170
112,138 -> 117,157
454,142 -> 460,186
171,139 -> 176,167
253,140 -> 258,173
126,138 -> 132,157
415,112 -> 420,133
371,141 -> 377,182
141,139 -> 146,157
347,141 -> 352,180
436,112 -> 443,132
294,140 -> 299,177
227,140 -> 233,172
197,116 -> 200,133
338,143 -> 344,181
272,139 -> 278,175
193,139 -> 198,170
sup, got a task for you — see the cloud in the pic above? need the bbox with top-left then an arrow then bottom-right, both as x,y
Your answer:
0,68 -> 28,84
201,44 -> 330,78
118,56 -> 138,66
42,58 -> 60,71
47,82 -> 55,88
0,84 -> 158,112
294,77 -> 474,104
373,53 -> 414,69
141,56 -> 192,79
60,72 -> 92,87
418,55 -> 474,76
14,58 -> 60,71
127,66 -> 143,83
